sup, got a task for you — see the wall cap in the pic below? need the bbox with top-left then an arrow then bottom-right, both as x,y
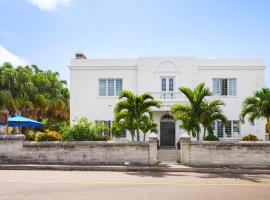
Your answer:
0,134 -> 25,141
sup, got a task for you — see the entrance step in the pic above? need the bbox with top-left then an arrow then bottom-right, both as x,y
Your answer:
158,148 -> 180,162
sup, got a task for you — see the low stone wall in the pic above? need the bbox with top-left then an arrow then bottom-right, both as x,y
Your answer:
180,135 -> 270,168
0,135 -> 158,165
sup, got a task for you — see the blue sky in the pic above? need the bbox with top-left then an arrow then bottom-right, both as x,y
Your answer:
0,0 -> 269,86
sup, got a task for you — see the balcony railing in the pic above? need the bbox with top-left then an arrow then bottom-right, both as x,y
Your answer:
150,92 -> 184,101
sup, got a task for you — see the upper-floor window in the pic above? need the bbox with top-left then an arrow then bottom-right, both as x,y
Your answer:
213,78 -> 237,96
99,79 -> 123,96
161,77 -> 174,92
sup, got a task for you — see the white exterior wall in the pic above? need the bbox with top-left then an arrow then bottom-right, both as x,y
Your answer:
69,57 -> 266,144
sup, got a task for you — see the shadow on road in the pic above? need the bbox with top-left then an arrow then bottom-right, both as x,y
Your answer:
125,171 -> 268,183
197,173 -> 267,183
125,171 -> 186,178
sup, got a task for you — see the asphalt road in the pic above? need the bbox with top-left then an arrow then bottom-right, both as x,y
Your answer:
0,170 -> 269,200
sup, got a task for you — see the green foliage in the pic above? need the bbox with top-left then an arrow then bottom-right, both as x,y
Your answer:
204,134 -> 219,141
242,134 -> 259,141
60,118 -> 111,141
25,130 -> 36,141
0,63 -> 69,124
241,88 -> 270,125
170,83 -> 226,141
114,90 -> 161,141
266,121 -> 270,133
35,130 -> 62,141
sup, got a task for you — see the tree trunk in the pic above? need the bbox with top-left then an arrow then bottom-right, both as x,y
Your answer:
203,128 -> 206,140
131,130 -> 135,141
143,133 -> 146,141
267,117 -> 270,135
196,131 -> 200,141
136,126 -> 140,142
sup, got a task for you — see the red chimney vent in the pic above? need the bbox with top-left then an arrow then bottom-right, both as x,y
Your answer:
75,52 -> 87,59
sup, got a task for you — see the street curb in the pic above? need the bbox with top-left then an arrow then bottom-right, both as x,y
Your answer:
0,164 -> 270,174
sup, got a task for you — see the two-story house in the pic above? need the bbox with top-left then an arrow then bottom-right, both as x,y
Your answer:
69,53 -> 266,147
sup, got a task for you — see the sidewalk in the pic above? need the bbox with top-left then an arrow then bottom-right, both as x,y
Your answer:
0,163 -> 270,174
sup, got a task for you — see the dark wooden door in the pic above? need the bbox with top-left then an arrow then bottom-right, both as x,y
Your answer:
160,115 -> 175,147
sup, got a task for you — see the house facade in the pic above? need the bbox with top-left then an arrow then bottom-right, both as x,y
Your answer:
69,54 -> 266,147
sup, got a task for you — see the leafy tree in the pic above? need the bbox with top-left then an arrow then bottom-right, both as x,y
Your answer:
114,90 -> 161,141
0,62 -> 69,126
240,88 -> 270,134
171,83 -> 226,141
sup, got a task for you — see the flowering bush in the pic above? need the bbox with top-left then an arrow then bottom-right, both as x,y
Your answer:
35,130 -> 62,141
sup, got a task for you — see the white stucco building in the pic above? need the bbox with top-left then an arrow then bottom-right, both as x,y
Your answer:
69,54 -> 266,147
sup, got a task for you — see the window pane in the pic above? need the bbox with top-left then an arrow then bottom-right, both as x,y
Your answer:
99,79 -> 106,96
213,78 -> 220,95
233,121 -> 240,133
221,79 -> 228,95
108,79 -> 115,96
103,120 -> 111,136
225,121 -> 232,138
228,78 -> 237,96
161,78 -> 166,91
115,79 -> 123,95
217,121 -> 223,138
169,78 -> 174,91
120,129 -> 126,138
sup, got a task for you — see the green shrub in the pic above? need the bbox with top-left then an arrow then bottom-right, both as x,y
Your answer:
35,130 -> 62,141
25,130 -> 36,141
204,134 -> 219,141
242,134 -> 258,141
60,118 -> 111,141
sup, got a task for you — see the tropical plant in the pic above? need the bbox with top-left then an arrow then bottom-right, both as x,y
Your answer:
60,118 -> 110,141
171,83 -> 226,141
35,130 -> 62,141
204,134 -> 219,141
201,100 -> 227,139
114,90 -> 161,141
0,62 -> 69,126
25,130 -> 36,141
240,88 -> 270,135
140,115 -> 158,141
242,134 -> 259,141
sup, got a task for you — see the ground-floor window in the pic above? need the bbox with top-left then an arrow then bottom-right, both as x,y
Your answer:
96,120 -> 127,138
212,120 -> 240,138
95,120 -> 111,136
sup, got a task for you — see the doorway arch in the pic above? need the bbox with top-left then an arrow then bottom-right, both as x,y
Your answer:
160,114 -> 175,147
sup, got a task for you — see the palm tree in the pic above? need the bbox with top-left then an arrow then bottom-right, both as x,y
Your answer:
171,104 -> 199,138
140,115 -> 158,141
114,90 -> 161,141
113,111 -> 136,141
0,62 -> 70,127
171,83 -> 226,141
171,83 -> 211,140
201,100 -> 227,139
241,88 -> 270,135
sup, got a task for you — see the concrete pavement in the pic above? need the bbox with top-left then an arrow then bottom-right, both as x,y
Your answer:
0,170 -> 269,200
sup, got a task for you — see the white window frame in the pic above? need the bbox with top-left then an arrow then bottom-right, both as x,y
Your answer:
160,76 -> 175,92
212,120 -> 240,138
213,78 -> 237,96
98,78 -> 123,96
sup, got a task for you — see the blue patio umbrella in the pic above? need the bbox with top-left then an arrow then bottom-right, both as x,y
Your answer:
8,116 -> 43,127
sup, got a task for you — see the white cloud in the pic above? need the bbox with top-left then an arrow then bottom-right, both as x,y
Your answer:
27,0 -> 73,11
0,45 -> 28,66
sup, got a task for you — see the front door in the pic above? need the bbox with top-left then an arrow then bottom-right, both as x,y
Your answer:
160,115 -> 175,147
